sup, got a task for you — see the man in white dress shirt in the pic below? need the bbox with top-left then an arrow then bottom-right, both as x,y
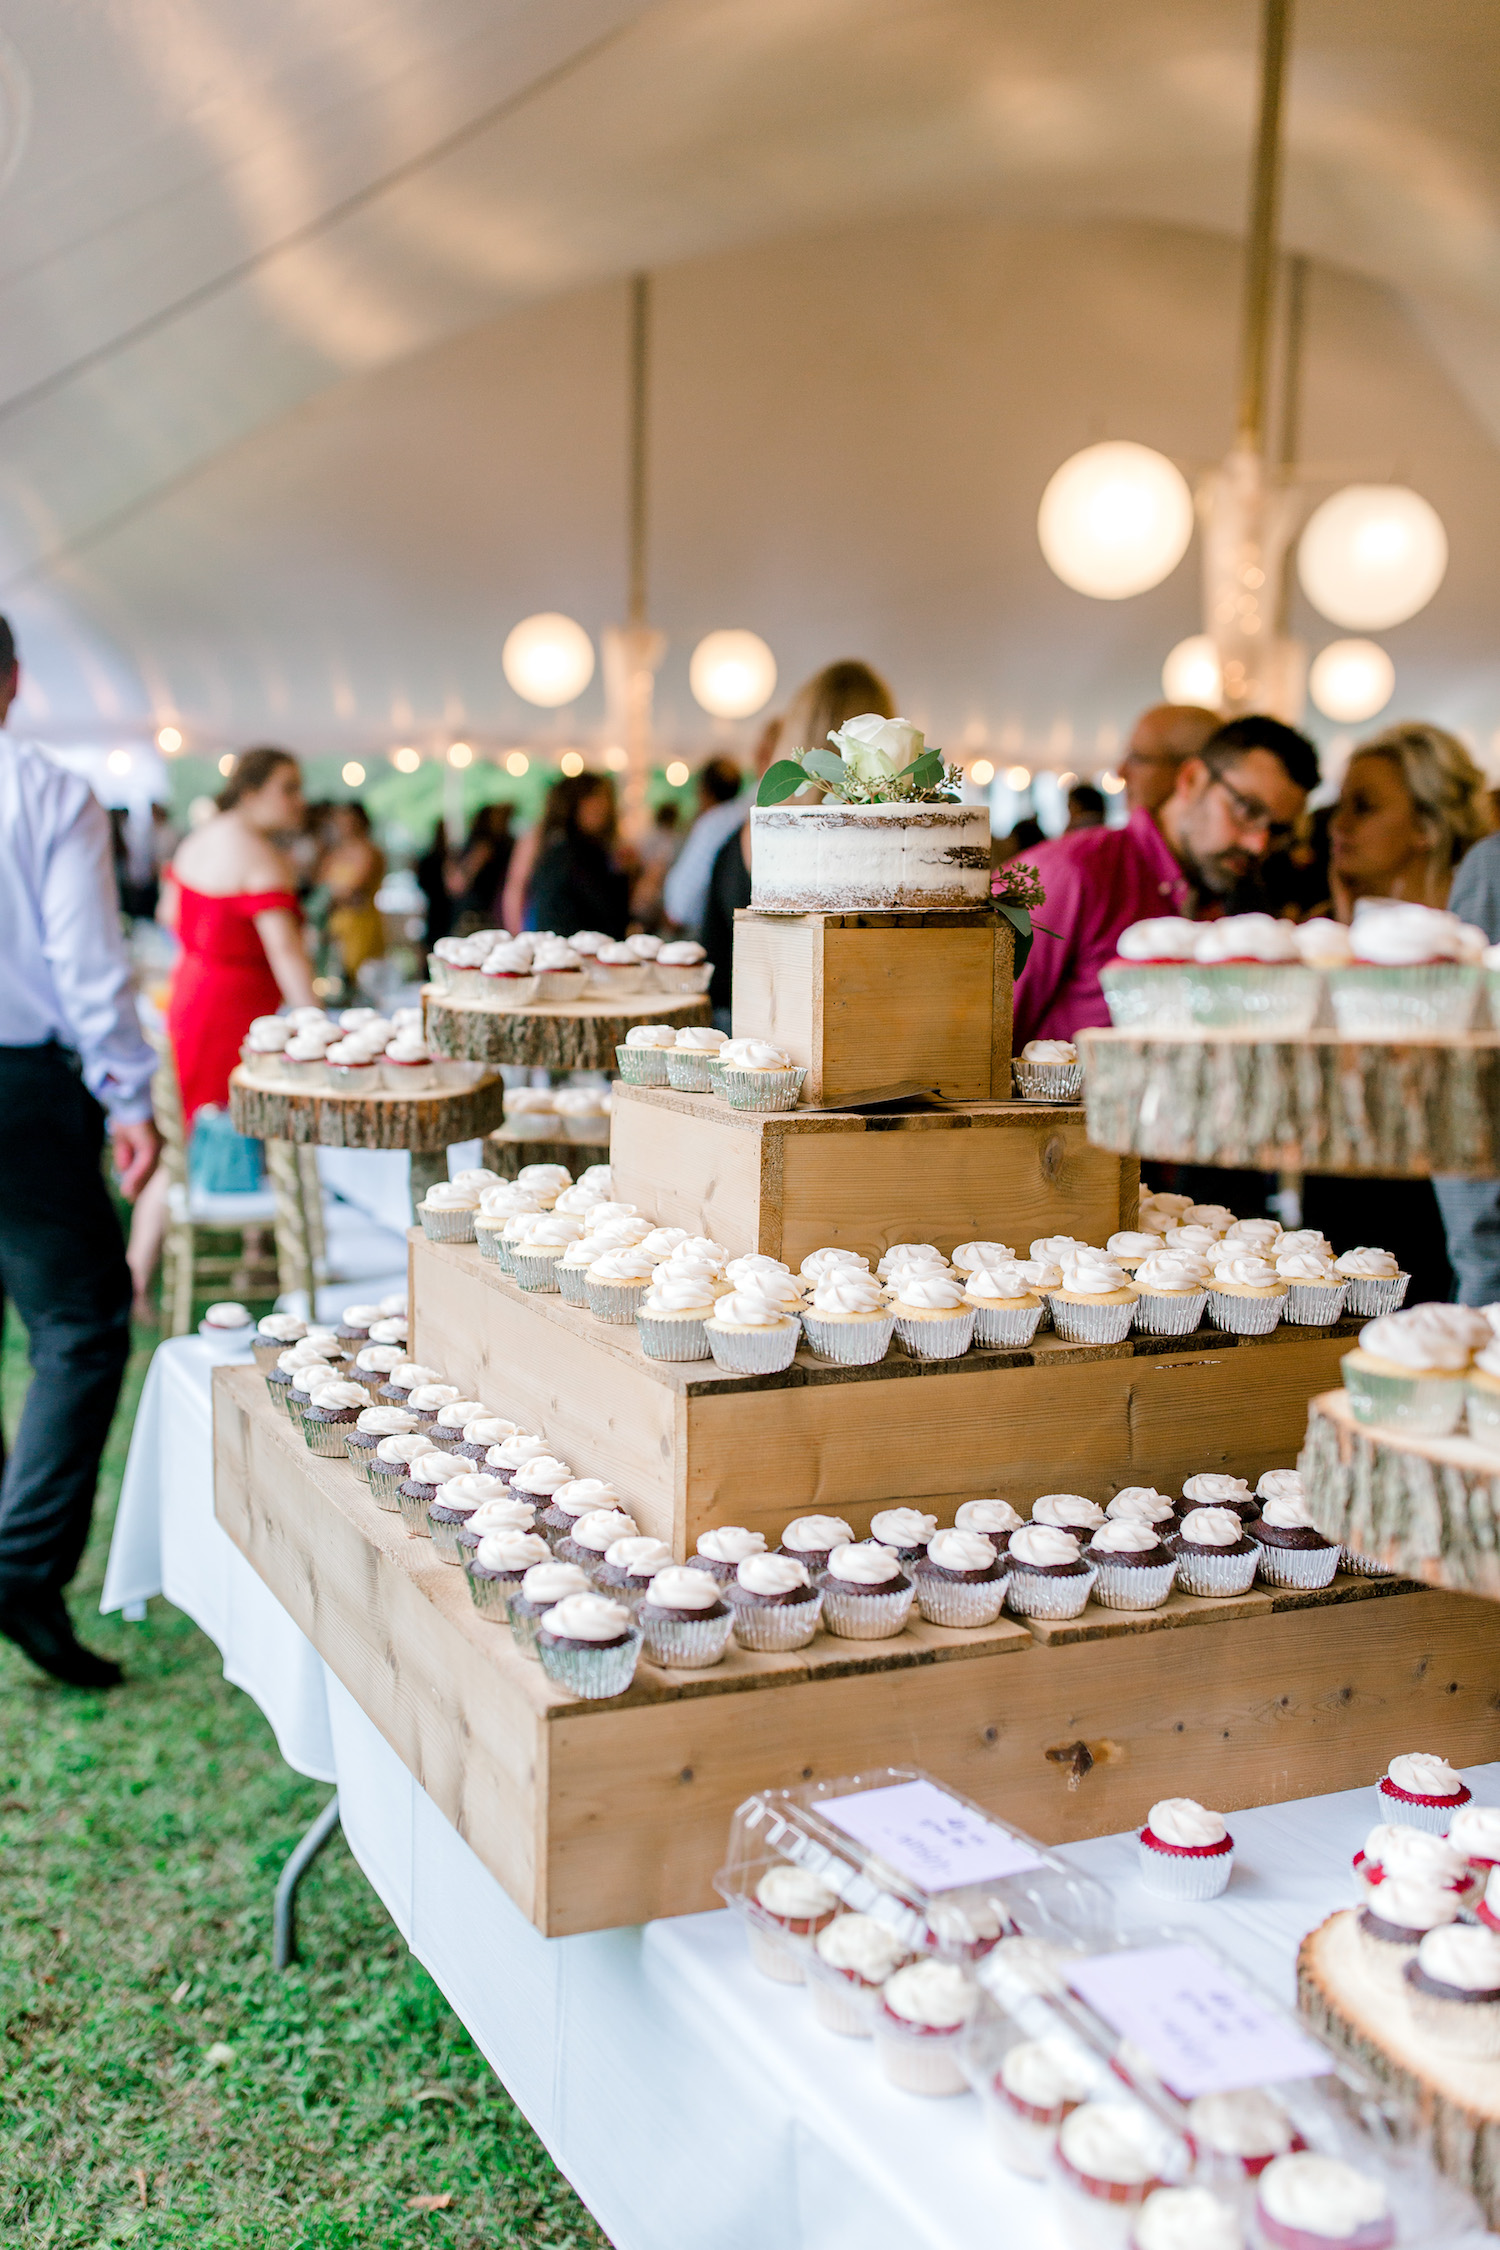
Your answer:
0,615 -> 159,1687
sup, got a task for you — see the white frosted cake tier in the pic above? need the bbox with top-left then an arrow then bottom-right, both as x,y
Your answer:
749,802 -> 991,910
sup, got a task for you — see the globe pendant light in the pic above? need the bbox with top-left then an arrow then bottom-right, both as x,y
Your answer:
689,629 -> 777,718
1161,634 -> 1223,706
1308,638 -> 1395,724
502,612 -> 596,707
1297,485 -> 1448,631
1038,441 -> 1194,600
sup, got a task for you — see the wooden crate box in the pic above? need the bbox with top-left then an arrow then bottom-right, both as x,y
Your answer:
731,906 -> 1013,1105
215,1367 -> 1500,1938
608,1083 -> 1132,1267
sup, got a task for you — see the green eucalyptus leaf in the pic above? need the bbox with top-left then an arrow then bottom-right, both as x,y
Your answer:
800,747 -> 850,792
756,759 -> 811,807
997,900 -> 1034,979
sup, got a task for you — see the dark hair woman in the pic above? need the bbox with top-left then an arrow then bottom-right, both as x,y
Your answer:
526,774 -> 631,938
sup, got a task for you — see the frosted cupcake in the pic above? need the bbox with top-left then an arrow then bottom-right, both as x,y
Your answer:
704,1288 -> 801,1375
724,1253 -> 801,1303
1106,1486 -> 1178,1530
1013,1038 -> 1082,1102
873,1960 -> 978,2097
1087,1519 -> 1177,1610
636,1563 -> 733,1669
510,1454 -> 580,1519
1004,1523 -> 1096,1620
475,1184 -> 543,1265
654,938 -> 713,995
988,2034 -> 1093,2179
300,1376 -> 370,1457
800,1246 -> 871,1285
511,1212 -> 584,1292
529,938 -> 587,1003
1342,1307 -> 1472,1435
779,1514 -> 854,1573
1353,1822 -> 1471,1901
1354,1873 -> 1459,1993
878,1242 -> 949,1283
1168,1506 -> 1259,1597
1137,1796 -> 1235,1898
553,1506 -> 640,1578
345,1403 -> 419,1482
507,1559 -> 592,1659
253,1310 -> 307,1372
452,1495 -> 539,1563
404,1380 -> 463,1429
1334,1245 -> 1408,1318
1185,912 -> 1319,1033
686,1525 -> 766,1585
1181,1472 -> 1256,1520
531,1473 -> 619,1543
585,1245 -> 658,1325
427,1470 -> 513,1563
1045,1251 -> 1136,1345
953,1497 -> 1023,1554
800,1266 -> 895,1364
912,1527 -> 1009,1627
1377,1751 -> 1471,1834
1275,1249 -> 1347,1326
1222,1217 -> 1283,1256
1452,1802 -> 1500,1885
1402,1924 -> 1500,2061
1013,1256 -> 1063,1330
1051,2103 -> 1168,2238
808,1913 -> 910,2038
1206,1251 -> 1286,1336
1248,1492 -> 1340,1590
424,1398 -> 489,1452
368,1430 -> 429,1509
614,1022 -> 678,1087
726,1552 -> 823,1651
717,1036 -> 806,1112
1136,2187 -> 1245,2249
465,1529 -> 552,1619
1103,1231 -> 1160,1275
666,1023 -> 728,1091
350,1343 -> 406,1396
817,1541 -> 914,1640
515,1161 -> 573,1204
418,1179 -> 481,1243
746,1863 -> 840,1983
450,1412 -> 521,1467
889,1269 -> 976,1360
592,1534 -> 675,1607
963,1261 -> 1045,1350
636,1272 -> 718,1360
486,1430 -> 557,1487
396,1446 -> 470,1538
1131,1247 -> 1211,1337
1031,1493 -> 1104,1534
535,1592 -> 642,1700
1328,900 -> 1483,1036
1100,916 -> 1200,1030
557,1220 -> 649,1304
1181,2092 -> 1299,2186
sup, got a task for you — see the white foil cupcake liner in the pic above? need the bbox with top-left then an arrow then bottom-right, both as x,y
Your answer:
818,1583 -> 915,1640
1282,1281 -> 1347,1326
914,1574 -> 1010,1628
1045,1295 -> 1136,1346
636,1312 -> 711,1361
1181,963 -> 1321,1035
427,1512 -> 472,1566
556,1263 -> 591,1305
873,2024 -> 969,2098
1136,1835 -> 1235,1899
365,1463 -> 406,1512
1131,1289 -> 1209,1338
638,1608 -> 734,1669
301,1417 -> 352,1458
1006,1565 -> 1097,1620
1341,1273 -> 1410,1318
585,1277 -> 651,1325
654,963 -> 713,994
1373,1782 -> 1464,1835
1252,1539 -> 1340,1590
1341,1359 -> 1467,1436
1011,1060 -> 1084,1103
474,1224 -> 507,1264
665,1051 -> 719,1092
1328,963 -> 1481,1039
511,1249 -> 564,1293
729,1592 -> 824,1651
585,966 -> 647,999
706,1321 -> 801,1374
720,1065 -> 807,1112
1206,1289 -> 1284,1336
613,1045 -> 672,1087
969,1301 -> 1045,1350
1171,1546 -> 1259,1598
893,1310 -> 977,1361
419,1206 -> 477,1244
809,1972 -> 875,2039
1099,964 -> 1196,1032
538,1626 -> 643,1700
1468,1385 -> 1500,1456
1089,1557 -> 1177,1611
800,1312 -> 895,1364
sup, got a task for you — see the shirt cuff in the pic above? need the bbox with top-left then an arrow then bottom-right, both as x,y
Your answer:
102,1093 -> 156,1129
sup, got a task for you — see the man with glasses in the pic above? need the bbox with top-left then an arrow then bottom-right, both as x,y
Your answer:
1013,715 -> 1319,1045
1121,704 -> 1223,814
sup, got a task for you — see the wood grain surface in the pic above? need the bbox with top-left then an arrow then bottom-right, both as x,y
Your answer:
424,989 -> 711,1070
1303,1389 -> 1500,1600
229,1064 -> 507,1151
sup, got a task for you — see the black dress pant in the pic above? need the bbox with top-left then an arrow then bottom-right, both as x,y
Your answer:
0,1045 -> 132,1603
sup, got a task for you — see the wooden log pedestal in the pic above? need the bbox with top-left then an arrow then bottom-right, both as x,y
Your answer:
424,989 -> 711,1071
1299,1911 -> 1500,2229
414,1232 -> 1358,1554
609,1082 -> 1133,1267
1077,1025 -> 1500,1176
1303,1390 -> 1500,1601
214,1363 -> 1500,1937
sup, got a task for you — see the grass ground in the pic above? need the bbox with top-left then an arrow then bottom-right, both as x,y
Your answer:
0,1290 -> 608,2250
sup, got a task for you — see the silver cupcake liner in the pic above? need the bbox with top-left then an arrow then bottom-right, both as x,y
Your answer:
1206,1288 -> 1284,1337
252,1337 -> 290,1372
343,1438 -> 377,1483
285,1392 -> 313,1430
474,1222 -> 508,1264
1253,1538 -> 1340,1590
507,1597 -> 546,1659
1089,1557 -> 1177,1611
419,1206 -> 477,1244
1340,1545 -> 1396,1577
1131,1288 -> 1209,1338
1005,1565 -> 1097,1619
665,1051 -> 720,1092
585,1277 -> 651,1325
537,1625 -> 643,1700
706,1320 -> 801,1374
465,1567 -> 522,1620
969,1300 -> 1045,1350
511,1248 -> 564,1293
302,1417 -> 352,1458
427,1511 -> 472,1566
397,1489 -> 434,1538
729,1592 -> 824,1652
1136,1836 -> 1235,1899
636,1312 -> 711,1361
614,1045 -> 672,1087
720,1065 -> 806,1112
1342,1357 -> 1467,1437
1171,1545 -> 1259,1597
1099,963 -> 1196,1032
914,1573 -> 1010,1628
1181,962 -> 1321,1036
638,1607 -> 734,1669
1341,1273 -> 1410,1318
1282,1281 -> 1347,1326
1327,963 -> 1481,1039
556,1262 -> 592,1305
893,1309 -> 977,1361
1045,1294 -> 1136,1345
1011,1060 -> 1084,1103
819,1582 -> 915,1640
799,1311 -> 895,1365
365,1462 -> 406,1511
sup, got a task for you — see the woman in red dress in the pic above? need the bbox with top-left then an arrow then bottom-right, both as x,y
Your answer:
128,749 -> 318,1314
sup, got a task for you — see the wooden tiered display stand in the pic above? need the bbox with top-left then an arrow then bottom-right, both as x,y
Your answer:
425,987 -> 712,1069
213,913 -> 1500,1941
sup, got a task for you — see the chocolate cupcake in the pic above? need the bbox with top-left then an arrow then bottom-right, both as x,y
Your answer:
636,1563 -> 733,1669
1403,1923 -> 1500,2058
395,1448 -> 470,1539
1168,1506 -> 1259,1597
1179,1473 -> 1257,1523
687,1525 -> 767,1584
1355,1876 -> 1460,1993
285,1359 -> 340,1430
778,1514 -> 854,1575
451,1413 -> 522,1466
592,1534 -> 675,1606
453,1494 -> 538,1559
952,1498 -> 1022,1555
912,1528 -> 1009,1627
485,1431 -> 555,1486
300,1377 -> 370,1457
1004,1523 -> 1096,1620
1086,1519 -> 1177,1610
334,1300 -> 384,1346
536,1474 -> 622,1544
554,1507 -> 640,1578
868,1508 -> 937,1566
404,1381 -> 464,1430
536,1592 -> 642,1699
428,1470 -> 512,1564
254,1311 -> 307,1372
465,1528 -> 551,1619
1248,1494 -> 1340,1590
817,1541 -> 913,1640
377,1360 -> 445,1410
367,1431 -> 428,1510
507,1559 -> 591,1660
345,1403 -> 419,1481
424,1398 -> 489,1453
726,1554 -> 823,1651
1105,1486 -> 1180,1531
351,1343 -> 406,1395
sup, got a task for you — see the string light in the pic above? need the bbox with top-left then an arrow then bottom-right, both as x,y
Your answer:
342,762 -> 365,786
448,742 -> 472,769
156,725 -> 182,753
559,750 -> 584,777
392,747 -> 420,773
664,761 -> 690,787
970,759 -> 995,786
505,751 -> 529,777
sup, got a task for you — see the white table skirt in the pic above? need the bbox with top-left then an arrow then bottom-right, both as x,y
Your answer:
102,1338 -> 1500,2250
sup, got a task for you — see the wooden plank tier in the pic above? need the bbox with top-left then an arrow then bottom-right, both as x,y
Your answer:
608,1082 -> 1133,1266
215,1367 -> 1500,1937
1077,1025 -> 1500,1175
1299,1911 -> 1500,2229
1303,1389 -> 1500,1601
228,1062 -> 508,1151
424,989 -> 712,1071
414,1232 -> 1358,1552
732,906 -> 1014,1104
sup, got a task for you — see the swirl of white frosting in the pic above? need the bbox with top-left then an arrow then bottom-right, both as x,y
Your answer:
307,1378 -> 369,1411
643,1565 -> 721,1612
711,1291 -> 789,1327
355,1345 -> 406,1375
870,1509 -> 936,1548
1417,1924 -> 1500,1992
1057,1253 -> 1132,1297
1363,1825 -> 1466,1883
963,1263 -> 1035,1304
733,1269 -> 804,1311
434,1398 -> 487,1430
1259,2155 -> 1390,2235
385,1362 -> 442,1391
337,1302 -> 383,1326
540,1592 -> 633,1643
656,939 -> 704,965
1259,1495 -> 1316,1531
1182,1474 -> 1252,1507
1194,912 -> 1301,964
1031,1235 -> 1089,1265
490,1432 -> 549,1470
756,1864 -> 838,1918
738,1554 -> 810,1596
422,1181 -> 481,1211
552,1183 -> 607,1216
697,1526 -> 765,1564
516,1162 -> 573,1193
476,1530 -> 551,1573
624,1023 -> 678,1049
603,1535 -> 673,1577
1176,1507 -> 1244,1547
641,1277 -> 720,1315
1057,2104 -> 1161,2185
407,1383 -> 463,1414
782,1515 -> 854,1552
520,1561 -> 590,1605
1107,1488 -> 1175,1524
925,1529 -> 997,1573
479,1185 -> 543,1219
826,1540 -> 904,1586
893,1271 -> 968,1312
1133,1249 -> 1212,1296
1163,1224 -> 1222,1256
1255,1470 -> 1303,1506
1369,1876 -> 1461,1931
569,1508 -> 639,1553
1135,2189 -> 1243,2250
1448,1803 -> 1500,1859
461,1416 -> 520,1449
356,1405 -> 418,1435
258,1312 -> 307,1342
525,1214 -> 586,1250
436,1472 -> 508,1508
881,1960 -> 976,2030
1221,1221 -> 1283,1256
1292,915 -> 1354,968
1361,1311 -> 1471,1372
368,1317 -> 407,1346
815,1913 -> 907,1983
799,1247 -> 870,1283
1021,1038 -> 1077,1063
1116,917 -> 1199,961
1142,1190 -> 1193,1217
1211,1252 -> 1282,1290
726,1253 -> 791,1285
1015,1258 -> 1064,1291
510,1455 -> 577,1496
1350,899 -> 1470,965
407,1450 -> 466,1485
375,1433 -> 428,1465
812,1270 -> 889,1315
1032,1494 -> 1104,1530
1336,1244 -> 1401,1279
1009,1524 -> 1082,1568
1106,1232 -> 1160,1261
1147,1797 -> 1227,1847
950,1240 -> 1016,1273
1090,1520 -> 1162,1556
638,1227 -> 690,1260
1183,1204 -> 1236,1233
674,1024 -> 727,1050
1275,1251 -> 1340,1282
719,1037 -> 792,1070
1388,1751 -> 1465,1796
655,1255 -> 724,1294
279,1348 -> 333,1380
1185,2091 -> 1295,2162
588,1248 -> 657,1283
465,1498 -> 538,1538
569,1220 -> 653,1261
999,2034 -> 1094,2111
955,1498 -> 1023,1535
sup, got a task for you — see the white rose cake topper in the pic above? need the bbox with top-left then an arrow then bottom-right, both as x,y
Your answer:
750,711 -> 994,910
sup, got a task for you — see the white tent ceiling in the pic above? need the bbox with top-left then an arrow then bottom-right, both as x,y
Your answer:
2,0 -> 1499,750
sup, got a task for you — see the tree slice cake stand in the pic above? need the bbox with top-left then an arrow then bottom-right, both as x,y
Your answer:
484,1124 -> 611,1183
1299,1909 -> 1500,2228
1077,1026 -> 1500,1176
1302,1389 -> 1500,1601
424,989 -> 712,1072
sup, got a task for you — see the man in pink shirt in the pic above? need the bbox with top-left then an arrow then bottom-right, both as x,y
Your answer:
1013,715 -> 1319,1046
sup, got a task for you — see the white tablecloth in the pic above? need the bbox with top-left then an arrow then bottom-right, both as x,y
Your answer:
102,1339 -> 1500,2249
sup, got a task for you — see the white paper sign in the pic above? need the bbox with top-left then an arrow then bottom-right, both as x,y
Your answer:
817,1779 -> 1043,1892
1067,1944 -> 1332,2097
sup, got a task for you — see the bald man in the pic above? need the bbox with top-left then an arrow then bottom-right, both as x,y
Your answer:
1122,704 -> 1222,814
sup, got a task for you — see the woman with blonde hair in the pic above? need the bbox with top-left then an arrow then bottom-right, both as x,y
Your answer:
1327,720 -> 1495,915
